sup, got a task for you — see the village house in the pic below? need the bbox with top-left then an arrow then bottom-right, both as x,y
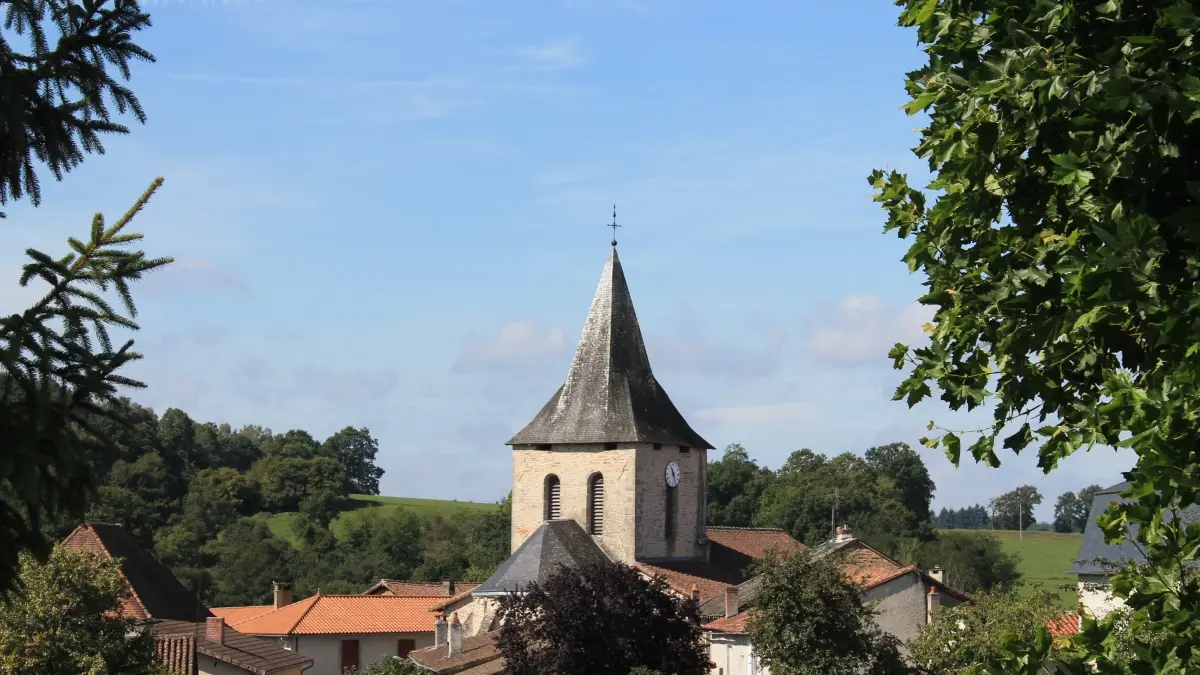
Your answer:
406,244 -> 970,674
211,582 -> 440,674
62,523 -> 313,675
701,525 -> 971,675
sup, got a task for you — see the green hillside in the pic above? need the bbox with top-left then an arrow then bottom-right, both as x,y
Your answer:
949,529 -> 1083,608
264,494 -> 502,545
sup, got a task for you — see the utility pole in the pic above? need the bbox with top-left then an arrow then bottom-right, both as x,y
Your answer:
1018,495 -> 1023,540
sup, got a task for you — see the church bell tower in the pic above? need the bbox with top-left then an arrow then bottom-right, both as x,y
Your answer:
506,244 -> 714,564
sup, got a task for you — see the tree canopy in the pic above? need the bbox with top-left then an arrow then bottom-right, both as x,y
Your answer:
874,0 -> 1200,670
496,560 -> 711,675
747,550 -> 911,675
0,546 -> 166,675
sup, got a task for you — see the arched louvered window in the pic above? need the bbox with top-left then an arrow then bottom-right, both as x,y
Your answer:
545,475 -> 561,520
665,485 -> 676,538
588,474 -> 605,535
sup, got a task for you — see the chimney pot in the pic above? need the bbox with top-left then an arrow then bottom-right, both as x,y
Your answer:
690,584 -> 700,603
434,612 -> 449,648
448,612 -> 464,657
272,582 -> 293,610
724,586 -> 739,619
205,617 -> 225,645
835,524 -> 854,543
928,564 -> 946,587
444,580 -> 454,596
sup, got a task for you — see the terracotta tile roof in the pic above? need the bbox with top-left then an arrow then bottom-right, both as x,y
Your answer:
154,633 -> 196,674
703,609 -> 754,634
152,619 -> 312,675
61,523 -> 210,622
362,580 -> 480,597
210,605 -> 275,625
228,593 -> 442,636
410,631 -> 503,674
458,658 -> 508,675
706,527 -> 804,559
1047,612 -> 1081,637
635,561 -> 736,604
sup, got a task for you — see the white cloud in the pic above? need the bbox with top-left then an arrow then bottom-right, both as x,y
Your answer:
694,402 -> 816,427
805,294 -> 934,367
650,326 -> 786,379
454,319 -> 568,373
516,36 -> 587,71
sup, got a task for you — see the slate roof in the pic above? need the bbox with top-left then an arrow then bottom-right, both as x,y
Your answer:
61,523 -> 211,622
1069,481 -> 1200,575
472,519 -> 612,597
152,619 -> 313,675
506,247 -> 712,449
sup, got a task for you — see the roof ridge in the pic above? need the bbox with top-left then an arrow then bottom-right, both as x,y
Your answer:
82,523 -> 154,619
705,526 -> 788,532
289,593 -> 322,634
320,594 -> 447,599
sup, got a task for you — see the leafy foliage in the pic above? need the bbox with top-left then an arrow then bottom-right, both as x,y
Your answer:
1052,487 -> 1101,534
908,588 -> 1065,673
747,550 -> 912,675
912,531 -> 1021,594
323,426 -> 385,495
988,486 -> 1042,531
0,546 -> 165,675
875,0 -> 1200,671
0,0 -> 155,213
707,443 -> 774,526
934,504 -> 990,530
496,560 -> 711,675
0,179 -> 172,595
347,658 -> 426,675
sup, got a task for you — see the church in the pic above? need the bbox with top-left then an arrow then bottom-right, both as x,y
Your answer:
408,242 -> 808,673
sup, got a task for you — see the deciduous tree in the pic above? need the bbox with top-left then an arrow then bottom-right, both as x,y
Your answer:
497,560 -> 710,675
747,550 -> 911,675
873,0 -> 1200,670
0,546 -> 165,675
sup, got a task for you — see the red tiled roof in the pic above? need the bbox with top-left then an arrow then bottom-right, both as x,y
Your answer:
61,523 -> 210,622
1047,612 -> 1081,637
706,527 -> 804,559
363,580 -> 481,597
430,588 -> 478,612
636,561 -> 736,604
210,605 -> 274,625
153,619 -> 313,675
410,631 -> 503,674
228,593 -> 442,636
703,609 -> 753,635
154,633 -> 196,675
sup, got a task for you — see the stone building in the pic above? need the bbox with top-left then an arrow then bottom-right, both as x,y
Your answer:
409,244 -> 809,674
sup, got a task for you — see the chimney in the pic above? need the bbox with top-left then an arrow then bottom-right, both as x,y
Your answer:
690,584 -> 700,603
926,585 -> 941,624
444,580 -> 455,596
928,564 -> 946,587
434,612 -> 448,648
448,612 -> 464,657
724,586 -> 739,619
272,582 -> 293,610
205,616 -> 225,645
834,524 -> 854,543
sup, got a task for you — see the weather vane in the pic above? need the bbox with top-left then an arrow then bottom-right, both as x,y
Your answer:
607,204 -> 620,247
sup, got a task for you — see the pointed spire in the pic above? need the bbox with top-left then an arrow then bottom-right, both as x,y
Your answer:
507,247 -> 712,449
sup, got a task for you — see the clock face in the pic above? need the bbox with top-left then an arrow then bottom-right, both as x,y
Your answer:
665,461 -> 681,487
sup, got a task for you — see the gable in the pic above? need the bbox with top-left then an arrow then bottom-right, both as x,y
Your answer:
62,523 -> 210,622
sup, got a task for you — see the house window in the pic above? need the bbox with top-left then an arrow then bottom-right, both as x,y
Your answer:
665,485 -> 676,538
397,639 -> 416,657
545,475 -> 561,520
588,473 -> 605,535
340,639 -> 359,670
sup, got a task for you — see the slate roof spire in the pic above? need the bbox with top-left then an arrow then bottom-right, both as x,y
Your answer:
506,246 -> 712,449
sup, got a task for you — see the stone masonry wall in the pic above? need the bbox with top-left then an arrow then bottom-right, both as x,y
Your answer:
635,445 -> 707,560
511,445 -> 638,563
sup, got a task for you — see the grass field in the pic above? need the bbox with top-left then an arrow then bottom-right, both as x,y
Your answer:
263,494 -> 501,545
948,529 -> 1083,608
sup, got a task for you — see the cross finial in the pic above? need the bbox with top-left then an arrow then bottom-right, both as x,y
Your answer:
607,204 -> 620,247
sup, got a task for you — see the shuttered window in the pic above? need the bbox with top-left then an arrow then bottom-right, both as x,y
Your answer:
588,474 -> 605,535
545,475 -> 561,520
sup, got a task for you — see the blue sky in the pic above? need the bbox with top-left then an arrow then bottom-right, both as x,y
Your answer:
2,0 -> 1131,521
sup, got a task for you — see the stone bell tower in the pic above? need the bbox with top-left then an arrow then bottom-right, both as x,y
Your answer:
506,244 -> 714,565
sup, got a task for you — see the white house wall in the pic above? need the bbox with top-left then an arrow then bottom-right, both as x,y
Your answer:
1078,574 -> 1123,620
705,633 -> 768,675
197,658 -> 253,675
863,574 -> 929,646
290,632 -> 434,675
